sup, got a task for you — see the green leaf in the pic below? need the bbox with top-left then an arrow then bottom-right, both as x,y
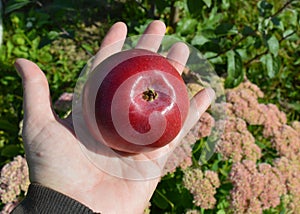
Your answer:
255,140 -> 267,149
203,0 -> 212,8
152,190 -> 171,210
12,34 -> 25,45
211,160 -> 219,171
204,52 -> 223,64
215,23 -> 235,36
241,25 -> 255,36
30,37 -> 40,50
295,58 -> 300,65
283,29 -> 298,41
0,76 -> 17,86
191,34 -> 210,46
206,6 -> 223,26
0,119 -> 18,133
6,40 -> 14,58
5,0 -> 32,14
219,168 -> 229,176
271,17 -> 280,26
154,0 -> 169,13
12,46 -> 29,58
1,144 -> 22,157
287,102 -> 300,112
187,0 -> 205,17
225,50 -> 244,88
48,31 -> 60,40
81,43 -> 93,53
273,55 -> 281,75
176,18 -> 198,35
261,53 -> 273,78
221,0 -> 230,9
267,35 -> 279,56
258,0 -> 273,17
227,50 -> 235,75
259,0 -> 273,10
260,53 -> 279,78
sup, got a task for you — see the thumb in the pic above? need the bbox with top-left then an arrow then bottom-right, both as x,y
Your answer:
15,59 -> 55,126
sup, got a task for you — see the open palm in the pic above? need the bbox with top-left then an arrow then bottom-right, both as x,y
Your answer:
15,21 -> 214,213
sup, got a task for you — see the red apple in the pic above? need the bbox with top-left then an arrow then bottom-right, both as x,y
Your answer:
83,49 -> 189,153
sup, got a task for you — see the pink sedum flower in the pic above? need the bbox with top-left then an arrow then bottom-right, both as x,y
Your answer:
229,160 -> 286,213
291,121 -> 300,132
0,156 -> 30,204
164,113 -> 215,175
1,200 -> 20,214
198,112 -> 215,138
274,157 -> 300,212
226,80 -> 265,125
260,104 -> 287,138
183,168 -> 220,209
216,117 -> 261,163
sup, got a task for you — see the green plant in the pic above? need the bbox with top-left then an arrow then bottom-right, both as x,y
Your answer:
1,0 -> 299,213
124,0 -> 300,120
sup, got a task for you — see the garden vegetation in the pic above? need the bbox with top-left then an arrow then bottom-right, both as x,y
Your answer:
0,0 -> 299,213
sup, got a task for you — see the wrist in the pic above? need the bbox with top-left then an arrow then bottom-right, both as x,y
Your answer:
12,183 -> 100,213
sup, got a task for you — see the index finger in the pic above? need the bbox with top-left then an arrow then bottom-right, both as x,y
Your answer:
91,22 -> 127,70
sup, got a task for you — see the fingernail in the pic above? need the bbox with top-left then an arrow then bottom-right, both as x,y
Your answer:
205,87 -> 216,103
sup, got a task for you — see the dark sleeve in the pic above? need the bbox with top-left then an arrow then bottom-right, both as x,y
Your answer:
11,183 -> 100,214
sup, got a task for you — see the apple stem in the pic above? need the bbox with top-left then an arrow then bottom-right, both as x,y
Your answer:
142,88 -> 158,102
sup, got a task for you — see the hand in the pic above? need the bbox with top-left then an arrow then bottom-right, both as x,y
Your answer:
15,20 -> 214,213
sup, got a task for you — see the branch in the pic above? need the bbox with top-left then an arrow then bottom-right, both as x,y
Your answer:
245,50 -> 268,66
207,35 -> 248,60
270,0 -> 295,19
245,29 -> 297,66
207,0 -> 295,60
279,30 -> 297,42
169,0 -> 179,28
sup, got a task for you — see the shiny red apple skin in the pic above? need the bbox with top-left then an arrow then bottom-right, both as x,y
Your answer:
83,49 -> 189,153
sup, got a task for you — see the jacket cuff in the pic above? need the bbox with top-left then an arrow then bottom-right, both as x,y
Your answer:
11,183 -> 99,214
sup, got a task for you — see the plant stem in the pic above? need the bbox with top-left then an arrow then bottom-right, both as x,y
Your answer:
207,0 -> 295,61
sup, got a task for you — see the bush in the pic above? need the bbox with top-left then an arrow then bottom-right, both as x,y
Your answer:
0,0 -> 299,213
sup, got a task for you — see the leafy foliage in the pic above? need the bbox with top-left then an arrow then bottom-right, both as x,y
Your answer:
0,0 -> 299,213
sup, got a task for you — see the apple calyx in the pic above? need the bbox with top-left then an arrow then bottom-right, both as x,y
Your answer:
142,88 -> 158,102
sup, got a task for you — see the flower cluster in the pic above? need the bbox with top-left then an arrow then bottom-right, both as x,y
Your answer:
198,112 -> 215,138
163,121 -> 198,175
229,160 -> 286,213
164,112 -> 215,175
216,117 -> 261,163
226,80 -> 287,128
271,124 -> 300,159
226,80 -> 264,123
224,80 -> 295,156
0,156 -> 30,204
183,168 -> 220,209
1,200 -> 20,214
1,79 -> 298,213
185,210 -> 200,214
260,104 -> 287,138
222,80 -> 300,213
274,156 -> 300,212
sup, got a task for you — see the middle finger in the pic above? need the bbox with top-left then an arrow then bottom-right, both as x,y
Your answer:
135,20 -> 166,52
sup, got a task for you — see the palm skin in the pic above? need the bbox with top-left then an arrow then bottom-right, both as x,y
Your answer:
15,20 -> 214,213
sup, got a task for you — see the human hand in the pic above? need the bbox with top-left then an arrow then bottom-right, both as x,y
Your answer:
15,20 -> 214,213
